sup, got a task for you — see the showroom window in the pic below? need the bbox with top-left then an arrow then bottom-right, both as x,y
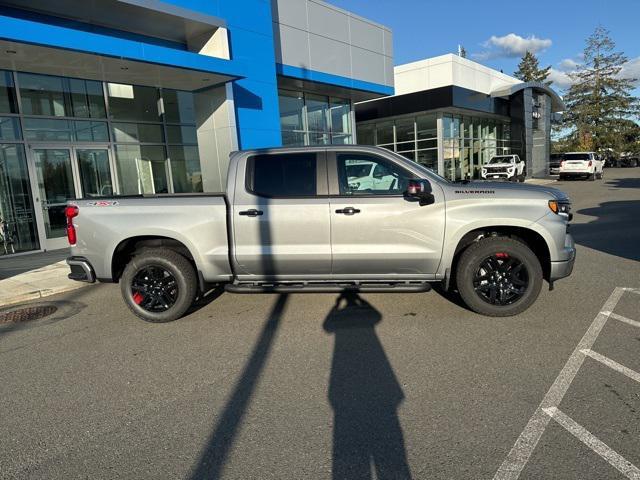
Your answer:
278,89 -> 353,146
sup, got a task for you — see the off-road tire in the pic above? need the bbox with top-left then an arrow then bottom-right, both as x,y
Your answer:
455,236 -> 543,317
120,248 -> 197,323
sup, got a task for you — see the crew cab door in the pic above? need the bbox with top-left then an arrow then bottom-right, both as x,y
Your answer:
328,151 -> 445,276
231,151 -> 331,278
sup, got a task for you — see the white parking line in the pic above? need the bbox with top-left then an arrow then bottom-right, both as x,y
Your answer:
543,407 -> 640,480
493,287 -> 627,480
580,349 -> 640,384
603,311 -> 640,329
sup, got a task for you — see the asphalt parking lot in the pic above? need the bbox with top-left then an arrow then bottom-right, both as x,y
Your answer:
1,168 -> 639,480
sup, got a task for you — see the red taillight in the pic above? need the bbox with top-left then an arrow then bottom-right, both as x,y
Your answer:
65,205 -> 79,245
560,161 -> 565,168
587,160 -> 592,167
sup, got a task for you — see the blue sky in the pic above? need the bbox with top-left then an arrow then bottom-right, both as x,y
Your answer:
329,0 -> 640,93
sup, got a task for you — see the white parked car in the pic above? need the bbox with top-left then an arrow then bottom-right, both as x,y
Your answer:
481,155 -> 526,182
558,152 -> 604,181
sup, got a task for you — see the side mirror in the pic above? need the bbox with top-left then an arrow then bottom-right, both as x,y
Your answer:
404,179 -> 435,206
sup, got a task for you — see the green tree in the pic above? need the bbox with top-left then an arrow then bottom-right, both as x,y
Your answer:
513,51 -> 552,85
561,26 -> 639,152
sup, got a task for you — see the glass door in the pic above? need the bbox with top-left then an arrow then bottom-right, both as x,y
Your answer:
76,148 -> 115,197
29,145 -> 116,250
31,147 -> 79,250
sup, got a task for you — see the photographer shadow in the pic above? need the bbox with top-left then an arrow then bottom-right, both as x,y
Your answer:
323,292 -> 412,480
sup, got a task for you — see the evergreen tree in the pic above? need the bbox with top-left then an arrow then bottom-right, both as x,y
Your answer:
562,26 -> 639,152
513,51 -> 552,85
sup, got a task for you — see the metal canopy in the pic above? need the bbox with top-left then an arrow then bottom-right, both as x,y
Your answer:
0,0 -> 226,46
491,81 -> 565,112
0,40 -> 237,91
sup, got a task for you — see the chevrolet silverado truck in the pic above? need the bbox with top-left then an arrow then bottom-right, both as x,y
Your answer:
66,146 -> 575,322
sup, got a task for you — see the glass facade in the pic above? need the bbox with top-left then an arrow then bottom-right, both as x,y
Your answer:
0,69 -> 206,255
357,112 -> 522,180
278,89 -> 353,146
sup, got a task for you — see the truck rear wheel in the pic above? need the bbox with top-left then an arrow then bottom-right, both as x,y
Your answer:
455,237 -> 543,317
120,248 -> 197,323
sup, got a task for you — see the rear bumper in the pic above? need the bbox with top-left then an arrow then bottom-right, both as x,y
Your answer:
559,170 -> 591,176
67,257 -> 96,283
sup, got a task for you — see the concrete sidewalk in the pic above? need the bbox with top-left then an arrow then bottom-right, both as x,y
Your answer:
0,249 -> 90,307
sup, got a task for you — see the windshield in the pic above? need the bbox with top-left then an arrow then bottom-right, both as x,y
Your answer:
564,153 -> 591,161
487,156 -> 514,164
345,163 -> 373,178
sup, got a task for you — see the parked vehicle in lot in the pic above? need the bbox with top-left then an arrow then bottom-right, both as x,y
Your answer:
481,155 -> 526,182
549,153 -> 564,175
558,152 -> 604,180
615,155 -> 639,168
66,146 -> 575,321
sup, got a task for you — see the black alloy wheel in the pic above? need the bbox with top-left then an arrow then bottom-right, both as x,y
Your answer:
472,253 -> 528,306
131,265 -> 179,312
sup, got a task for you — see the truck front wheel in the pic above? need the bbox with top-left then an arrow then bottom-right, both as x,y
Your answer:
120,248 -> 197,323
455,237 -> 543,317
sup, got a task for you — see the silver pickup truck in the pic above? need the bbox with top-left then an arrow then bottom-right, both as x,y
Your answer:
66,146 -> 575,322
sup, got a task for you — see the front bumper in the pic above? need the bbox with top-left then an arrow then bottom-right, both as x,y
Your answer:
549,234 -> 576,281
482,172 -> 512,180
67,256 -> 96,283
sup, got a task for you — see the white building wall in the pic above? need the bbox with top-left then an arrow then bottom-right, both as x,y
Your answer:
272,0 -> 394,87
393,54 -> 521,96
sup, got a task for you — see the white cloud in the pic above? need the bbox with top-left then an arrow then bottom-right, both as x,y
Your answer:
550,55 -> 640,89
473,33 -> 552,60
558,58 -> 579,71
548,68 -> 575,89
620,56 -> 640,84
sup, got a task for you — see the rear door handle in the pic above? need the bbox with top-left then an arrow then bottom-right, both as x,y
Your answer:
335,207 -> 361,216
239,209 -> 263,217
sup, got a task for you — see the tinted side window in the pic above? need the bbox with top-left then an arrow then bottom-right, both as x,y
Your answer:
337,153 -> 414,196
248,153 -> 317,197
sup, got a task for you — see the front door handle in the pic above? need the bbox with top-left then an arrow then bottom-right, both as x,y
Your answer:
239,209 -> 263,217
335,207 -> 361,216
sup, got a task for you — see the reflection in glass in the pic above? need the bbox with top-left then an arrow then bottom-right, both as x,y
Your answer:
0,117 -> 21,141
74,121 -> 109,142
0,71 -> 18,114
166,125 -> 197,144
169,145 -> 202,193
0,144 -> 39,254
77,149 -> 113,197
306,94 -> 329,133
23,118 -> 73,141
356,124 -> 375,145
115,144 -> 168,194
376,121 -> 394,145
18,73 -> 104,118
112,122 -> 164,143
33,149 -> 76,238
330,98 -> 351,135
107,83 -> 160,122
279,90 -> 305,133
163,89 -> 196,124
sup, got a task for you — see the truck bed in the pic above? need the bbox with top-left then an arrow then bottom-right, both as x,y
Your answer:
70,195 -> 232,283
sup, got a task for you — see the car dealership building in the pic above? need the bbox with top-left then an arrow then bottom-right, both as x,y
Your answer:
0,0 -> 393,255
355,54 -> 564,182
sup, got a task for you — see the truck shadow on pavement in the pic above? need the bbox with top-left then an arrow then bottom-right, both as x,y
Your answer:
604,177 -> 640,189
572,200 -> 640,262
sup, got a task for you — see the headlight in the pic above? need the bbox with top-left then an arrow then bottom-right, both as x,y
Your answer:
481,168 -> 487,174
548,200 -> 571,215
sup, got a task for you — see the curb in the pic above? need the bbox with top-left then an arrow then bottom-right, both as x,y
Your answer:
0,282 -> 90,308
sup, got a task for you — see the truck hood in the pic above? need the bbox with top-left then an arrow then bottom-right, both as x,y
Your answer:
444,181 -> 570,202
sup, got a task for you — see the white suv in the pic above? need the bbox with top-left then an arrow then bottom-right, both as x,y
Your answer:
481,155 -> 526,182
558,152 -> 604,181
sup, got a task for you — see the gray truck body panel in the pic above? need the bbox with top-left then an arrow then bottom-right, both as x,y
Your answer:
69,145 -> 574,285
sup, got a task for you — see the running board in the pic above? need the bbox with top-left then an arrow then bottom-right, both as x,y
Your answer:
225,282 -> 432,294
